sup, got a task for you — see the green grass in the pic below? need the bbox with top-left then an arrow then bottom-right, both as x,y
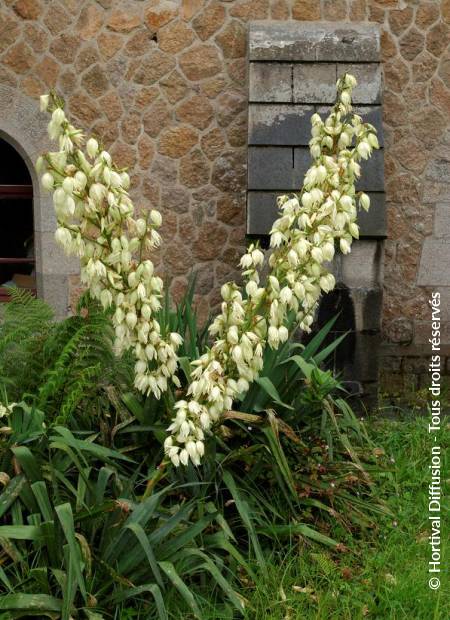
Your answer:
183,415 -> 449,620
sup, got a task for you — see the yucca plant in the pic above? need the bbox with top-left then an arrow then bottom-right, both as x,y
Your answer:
0,403 -> 248,619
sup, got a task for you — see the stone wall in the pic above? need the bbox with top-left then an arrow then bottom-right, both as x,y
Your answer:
0,0 -> 449,362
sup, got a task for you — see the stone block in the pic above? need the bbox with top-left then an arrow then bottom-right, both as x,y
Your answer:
293,147 -> 312,188
349,332 -> 381,382
249,21 -> 380,62
35,231 -> 80,276
247,147 -> 295,190
402,356 -> 429,375
341,239 -> 383,288
351,287 -> 383,332
337,63 -> 382,104
357,193 -> 386,237
418,238 -> 450,286
32,192 -> 57,233
36,272 -> 70,320
356,148 -> 384,192
433,203 -> 450,237
293,63 -> 337,103
248,62 -> 292,103
248,104 -> 313,145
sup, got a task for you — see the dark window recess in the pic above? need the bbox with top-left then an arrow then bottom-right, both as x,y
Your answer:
0,138 -> 35,302
303,286 -> 356,378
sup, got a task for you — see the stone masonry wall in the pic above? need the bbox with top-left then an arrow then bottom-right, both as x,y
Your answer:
0,0 -> 449,360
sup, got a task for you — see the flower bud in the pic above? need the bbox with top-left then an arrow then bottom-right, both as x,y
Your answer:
311,247 -> 324,263
62,177 -> 74,194
340,90 -> 351,106
100,289 -> 113,309
368,133 -> 379,149
41,172 -> 54,191
150,210 -> 162,227
221,283 -> 232,301
141,304 -> 151,320
40,94 -> 50,112
227,325 -> 239,345
52,108 -> 65,125
349,222 -> 359,238
310,143 -> 321,159
338,132 -> 351,149
86,138 -> 99,159
120,172 -> 130,189
55,226 -> 72,248
53,187 -> 66,206
280,286 -> 293,305
340,238 -> 351,254
126,312 -> 138,329
278,325 -> 289,342
357,141 -> 371,160
301,192 -> 313,209
89,183 -> 106,203
359,193 -> 370,211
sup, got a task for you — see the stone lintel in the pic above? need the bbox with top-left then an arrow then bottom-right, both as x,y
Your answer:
249,21 -> 380,62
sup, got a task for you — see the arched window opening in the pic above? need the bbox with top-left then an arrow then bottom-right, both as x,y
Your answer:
0,137 -> 35,302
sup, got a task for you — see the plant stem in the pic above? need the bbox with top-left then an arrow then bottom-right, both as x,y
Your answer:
142,459 -> 169,500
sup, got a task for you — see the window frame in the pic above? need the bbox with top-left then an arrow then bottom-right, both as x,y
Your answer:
0,183 -> 35,302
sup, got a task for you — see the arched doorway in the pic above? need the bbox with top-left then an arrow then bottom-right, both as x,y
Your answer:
0,138 -> 35,302
0,85 -> 80,318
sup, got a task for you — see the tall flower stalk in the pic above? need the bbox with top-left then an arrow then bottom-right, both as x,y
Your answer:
164,74 -> 379,466
38,93 -> 182,398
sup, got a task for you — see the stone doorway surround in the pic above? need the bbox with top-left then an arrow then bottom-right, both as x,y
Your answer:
246,22 -> 385,402
0,85 -> 78,318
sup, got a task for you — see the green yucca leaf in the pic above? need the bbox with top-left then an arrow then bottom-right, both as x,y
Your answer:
254,376 -> 294,411
108,583 -> 168,620
203,533 -> 257,582
285,354 -> 314,379
312,331 -> 348,366
30,481 -> 53,522
158,512 -> 216,560
260,425 -> 296,499
55,503 -> 87,603
184,548 -> 245,613
50,426 -> 134,463
222,470 -> 267,577
0,565 -> 13,592
301,315 -> 337,360
159,561 -> 202,619
0,475 -> 26,519
62,543 -> 77,620
0,593 -> 62,612
11,447 -> 42,483
0,525 -> 42,540
257,523 -> 338,548
124,522 -> 164,588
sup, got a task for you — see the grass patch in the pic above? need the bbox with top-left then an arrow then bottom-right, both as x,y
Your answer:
188,415 -> 449,620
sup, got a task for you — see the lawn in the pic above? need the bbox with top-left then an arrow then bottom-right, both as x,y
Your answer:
166,415 -> 449,620
242,416 -> 449,620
